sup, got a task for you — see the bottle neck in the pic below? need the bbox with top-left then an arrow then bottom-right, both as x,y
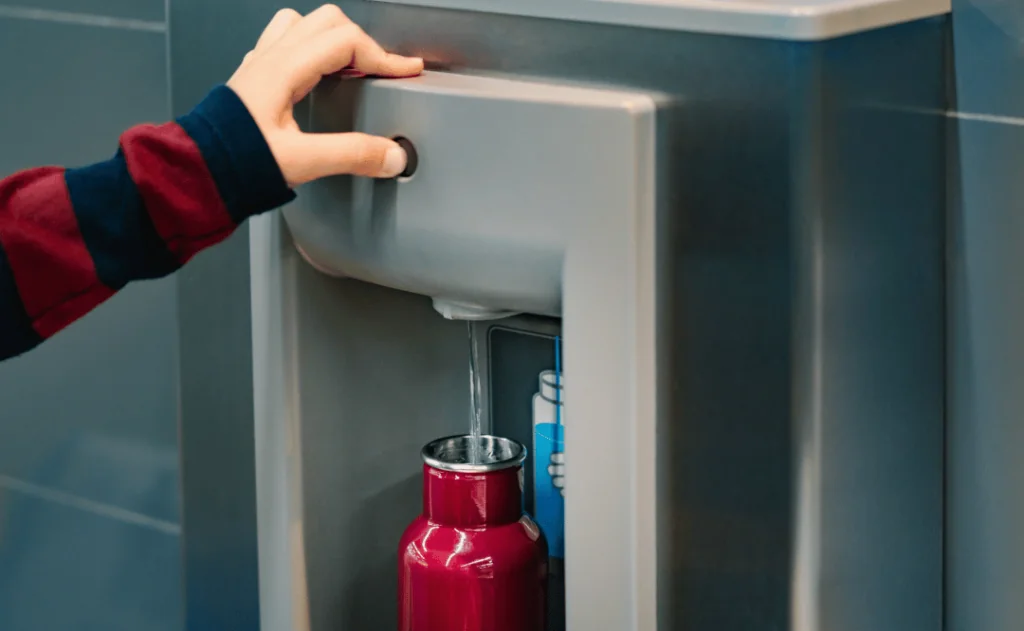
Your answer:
422,464 -> 523,527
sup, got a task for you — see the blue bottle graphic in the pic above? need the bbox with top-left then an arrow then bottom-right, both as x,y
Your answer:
533,368 -> 564,559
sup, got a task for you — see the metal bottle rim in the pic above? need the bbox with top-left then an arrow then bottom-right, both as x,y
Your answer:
421,434 -> 528,473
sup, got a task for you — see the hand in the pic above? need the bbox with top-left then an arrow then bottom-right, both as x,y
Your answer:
548,451 -> 565,497
227,5 -> 424,187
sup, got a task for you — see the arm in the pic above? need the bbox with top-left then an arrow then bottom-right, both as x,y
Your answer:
0,87 -> 293,360
0,5 -> 422,361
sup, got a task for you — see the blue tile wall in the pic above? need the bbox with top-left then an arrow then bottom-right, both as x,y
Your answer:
949,2 -> 1024,631
0,0 -> 165,24
0,4 -> 182,631
948,113 -> 1024,631
0,487 -> 181,631
951,0 -> 1024,118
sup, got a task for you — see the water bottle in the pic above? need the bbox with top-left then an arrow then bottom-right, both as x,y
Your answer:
532,370 -> 564,560
398,434 -> 548,631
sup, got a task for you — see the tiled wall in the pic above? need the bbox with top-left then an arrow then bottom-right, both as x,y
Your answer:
949,3 -> 1024,631
0,3 -> 182,631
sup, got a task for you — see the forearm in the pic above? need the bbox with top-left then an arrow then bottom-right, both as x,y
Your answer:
0,85 -> 294,360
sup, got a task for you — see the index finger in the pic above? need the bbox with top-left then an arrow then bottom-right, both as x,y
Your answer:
297,24 -> 423,79
348,29 -> 425,78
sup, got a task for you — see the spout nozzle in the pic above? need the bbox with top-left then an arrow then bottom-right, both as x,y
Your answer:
432,298 -> 517,321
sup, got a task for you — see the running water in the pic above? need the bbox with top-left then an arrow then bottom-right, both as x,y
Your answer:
467,322 -> 484,464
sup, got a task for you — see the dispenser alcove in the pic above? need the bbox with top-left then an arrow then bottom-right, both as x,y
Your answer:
252,70 -> 660,631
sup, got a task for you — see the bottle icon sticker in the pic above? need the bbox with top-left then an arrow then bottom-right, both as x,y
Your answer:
533,368 -> 564,559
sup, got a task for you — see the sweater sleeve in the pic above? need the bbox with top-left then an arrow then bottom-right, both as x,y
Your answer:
0,85 -> 295,360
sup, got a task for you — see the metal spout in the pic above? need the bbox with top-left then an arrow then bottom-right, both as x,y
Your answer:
432,298 -> 518,321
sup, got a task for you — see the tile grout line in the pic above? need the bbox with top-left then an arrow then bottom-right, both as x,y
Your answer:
0,5 -> 166,32
164,0 -> 173,119
947,110 -> 1024,126
0,474 -> 181,536
861,102 -> 1024,127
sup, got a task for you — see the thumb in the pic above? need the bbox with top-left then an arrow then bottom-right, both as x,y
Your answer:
284,132 -> 408,184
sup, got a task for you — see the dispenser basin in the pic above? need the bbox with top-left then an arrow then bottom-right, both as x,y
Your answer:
285,71 -> 658,318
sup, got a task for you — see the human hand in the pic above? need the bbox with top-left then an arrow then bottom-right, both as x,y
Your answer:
227,5 -> 424,187
548,451 -> 565,497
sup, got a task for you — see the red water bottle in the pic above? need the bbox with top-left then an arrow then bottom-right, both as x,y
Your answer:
398,435 -> 548,631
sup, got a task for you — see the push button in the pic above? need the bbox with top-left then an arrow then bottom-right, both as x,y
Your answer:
392,136 -> 418,178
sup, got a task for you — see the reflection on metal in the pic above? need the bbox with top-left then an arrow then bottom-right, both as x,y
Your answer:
422,435 -> 528,473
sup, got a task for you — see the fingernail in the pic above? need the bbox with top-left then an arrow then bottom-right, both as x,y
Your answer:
382,145 -> 407,178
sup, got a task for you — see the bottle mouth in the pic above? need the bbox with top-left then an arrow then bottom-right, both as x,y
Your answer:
539,370 -> 563,404
422,434 -> 527,473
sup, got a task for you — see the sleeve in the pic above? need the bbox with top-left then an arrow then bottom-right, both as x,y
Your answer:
0,85 -> 296,361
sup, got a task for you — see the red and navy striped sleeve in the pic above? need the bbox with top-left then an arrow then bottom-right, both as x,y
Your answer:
0,85 -> 295,360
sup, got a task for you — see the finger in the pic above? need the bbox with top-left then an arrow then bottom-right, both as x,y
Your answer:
286,132 -> 408,183
255,8 -> 302,51
348,28 -> 425,77
297,24 -> 423,79
279,3 -> 353,46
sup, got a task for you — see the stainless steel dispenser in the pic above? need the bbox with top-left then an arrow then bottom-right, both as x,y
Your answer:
171,0 -> 951,629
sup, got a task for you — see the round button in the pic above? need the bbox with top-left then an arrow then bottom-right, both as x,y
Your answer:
392,136 -> 418,178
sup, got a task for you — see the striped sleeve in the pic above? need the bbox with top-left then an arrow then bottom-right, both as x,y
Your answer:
0,85 -> 295,360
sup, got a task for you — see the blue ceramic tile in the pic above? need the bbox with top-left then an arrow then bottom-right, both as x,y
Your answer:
0,16 -> 179,523
952,0 -> 1024,117
0,0 -> 165,24
948,116 -> 1024,631
0,486 -> 182,631
0,17 -> 168,173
